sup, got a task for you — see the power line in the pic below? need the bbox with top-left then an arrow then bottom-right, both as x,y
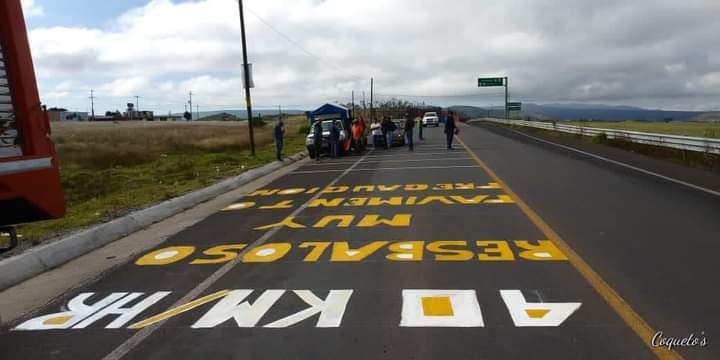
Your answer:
244,6 -> 346,73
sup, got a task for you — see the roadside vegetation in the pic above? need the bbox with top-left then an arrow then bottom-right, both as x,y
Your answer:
566,121 -> 720,139
507,123 -> 719,173
15,116 -> 307,246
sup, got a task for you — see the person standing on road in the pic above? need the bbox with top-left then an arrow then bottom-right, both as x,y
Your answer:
404,111 -> 415,151
417,111 -> 424,140
445,111 -> 458,150
371,118 -> 383,148
351,119 -> 363,154
312,120 -> 323,161
274,120 -> 284,161
329,120 -> 340,158
381,116 -> 393,149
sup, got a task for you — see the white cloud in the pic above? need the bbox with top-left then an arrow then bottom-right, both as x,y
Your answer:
23,0 -> 720,112
22,0 -> 44,17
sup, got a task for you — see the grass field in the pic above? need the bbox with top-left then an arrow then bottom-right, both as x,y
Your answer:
566,121 -> 720,139
14,117 -> 307,246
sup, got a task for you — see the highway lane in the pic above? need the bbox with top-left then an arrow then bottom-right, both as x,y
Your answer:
3,124 -> 714,359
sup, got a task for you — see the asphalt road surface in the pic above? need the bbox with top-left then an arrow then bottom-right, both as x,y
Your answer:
2,123 -> 718,359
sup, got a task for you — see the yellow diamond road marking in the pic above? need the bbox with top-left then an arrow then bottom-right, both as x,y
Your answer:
422,296 -> 454,316
525,309 -> 550,319
43,315 -> 74,326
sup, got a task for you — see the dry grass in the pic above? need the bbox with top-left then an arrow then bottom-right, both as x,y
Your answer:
52,119 -> 304,169
13,117 -> 307,247
566,121 -> 720,139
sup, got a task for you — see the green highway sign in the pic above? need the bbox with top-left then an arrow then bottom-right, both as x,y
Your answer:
506,102 -> 522,111
478,77 -> 504,87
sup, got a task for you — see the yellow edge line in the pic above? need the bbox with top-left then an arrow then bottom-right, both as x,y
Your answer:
127,289 -> 231,329
456,135 -> 681,360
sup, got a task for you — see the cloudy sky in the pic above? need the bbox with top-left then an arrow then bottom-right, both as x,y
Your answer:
18,0 -> 720,113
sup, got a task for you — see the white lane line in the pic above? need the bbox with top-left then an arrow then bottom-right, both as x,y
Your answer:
304,157 -> 472,166
290,165 -> 480,174
102,151 -> 374,360
364,151 -> 463,158
503,127 -> 720,197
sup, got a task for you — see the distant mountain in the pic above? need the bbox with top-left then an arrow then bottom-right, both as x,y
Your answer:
690,112 -> 720,122
449,104 -> 711,122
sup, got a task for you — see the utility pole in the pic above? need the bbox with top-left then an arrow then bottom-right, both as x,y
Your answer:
135,96 -> 140,112
196,104 -> 200,121
362,91 -> 366,116
238,0 -> 256,156
351,90 -> 355,119
188,91 -> 193,120
89,89 -> 95,121
504,76 -> 508,120
370,78 -> 374,121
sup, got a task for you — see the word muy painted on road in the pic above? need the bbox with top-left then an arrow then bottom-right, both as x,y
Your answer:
223,194 -> 515,212
246,183 -> 503,197
134,240 -> 568,266
253,213 -> 411,230
14,289 -> 581,331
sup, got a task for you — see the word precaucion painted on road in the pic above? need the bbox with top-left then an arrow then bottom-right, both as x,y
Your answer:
245,183 -> 503,196
134,240 -> 568,266
13,289 -> 581,331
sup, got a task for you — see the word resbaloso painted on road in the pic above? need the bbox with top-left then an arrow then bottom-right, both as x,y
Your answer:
134,240 -> 568,266
14,289 -> 581,331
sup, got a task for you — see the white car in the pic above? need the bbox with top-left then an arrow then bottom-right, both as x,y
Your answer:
422,112 -> 440,127
305,120 -> 348,157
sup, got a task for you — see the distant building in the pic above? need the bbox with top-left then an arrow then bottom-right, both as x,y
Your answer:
47,110 -> 89,122
155,114 -> 185,121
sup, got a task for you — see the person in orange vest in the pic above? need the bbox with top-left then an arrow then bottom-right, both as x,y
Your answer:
351,119 -> 363,154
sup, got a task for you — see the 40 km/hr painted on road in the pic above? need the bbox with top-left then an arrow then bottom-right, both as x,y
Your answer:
14,289 -> 581,330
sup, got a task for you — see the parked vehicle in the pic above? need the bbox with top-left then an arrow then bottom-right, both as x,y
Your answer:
390,119 -> 406,146
305,120 -> 348,158
422,112 -> 440,127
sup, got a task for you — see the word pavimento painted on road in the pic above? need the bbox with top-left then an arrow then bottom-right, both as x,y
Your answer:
13,289 -> 581,330
134,240 -> 568,266
247,183 -> 503,197
223,194 -> 515,211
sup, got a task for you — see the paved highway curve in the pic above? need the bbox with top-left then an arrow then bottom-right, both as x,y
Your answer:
2,123 -> 718,359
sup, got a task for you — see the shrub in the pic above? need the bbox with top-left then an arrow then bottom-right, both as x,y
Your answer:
298,123 -> 311,135
592,133 -> 608,144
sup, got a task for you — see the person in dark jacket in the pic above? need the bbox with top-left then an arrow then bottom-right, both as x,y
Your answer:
274,120 -> 284,161
329,120 -> 340,158
445,111 -> 458,150
404,111 -> 415,151
381,116 -> 393,149
312,120 -> 323,161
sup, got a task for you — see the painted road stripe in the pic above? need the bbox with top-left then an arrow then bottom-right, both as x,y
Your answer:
456,135 -> 682,360
291,165 -> 480,174
364,151 -> 463,158
127,290 -> 231,329
502,126 -> 720,198
304,157 -> 472,166
102,150 -> 375,360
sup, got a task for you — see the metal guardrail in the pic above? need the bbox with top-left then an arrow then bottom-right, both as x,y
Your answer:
480,118 -> 720,155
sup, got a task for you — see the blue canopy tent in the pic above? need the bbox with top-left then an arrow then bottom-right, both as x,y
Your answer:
309,103 -> 351,130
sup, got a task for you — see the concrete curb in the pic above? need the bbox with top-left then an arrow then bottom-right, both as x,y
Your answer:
0,152 -> 307,291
